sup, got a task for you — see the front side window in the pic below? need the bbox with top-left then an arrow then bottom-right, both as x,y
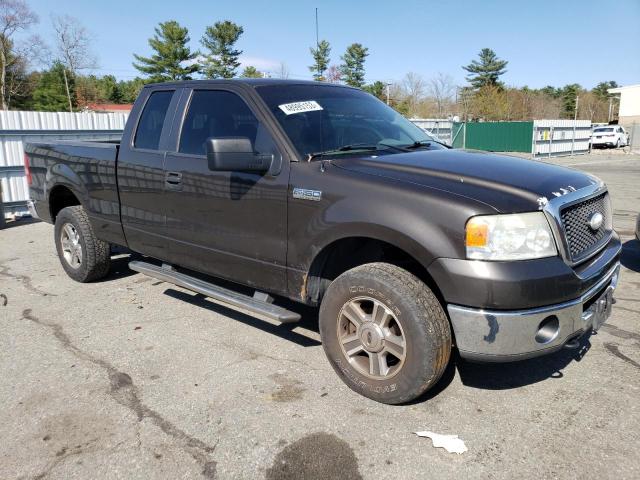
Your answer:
179,90 -> 260,155
256,84 -> 441,159
134,90 -> 174,150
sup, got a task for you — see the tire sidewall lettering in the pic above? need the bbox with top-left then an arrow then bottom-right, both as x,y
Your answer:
348,285 -> 402,317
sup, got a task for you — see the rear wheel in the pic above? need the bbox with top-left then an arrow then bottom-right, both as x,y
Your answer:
319,263 -> 451,404
54,206 -> 111,282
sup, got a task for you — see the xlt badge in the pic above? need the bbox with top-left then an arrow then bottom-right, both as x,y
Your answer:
293,187 -> 322,201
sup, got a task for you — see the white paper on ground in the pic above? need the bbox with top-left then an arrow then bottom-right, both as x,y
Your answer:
414,431 -> 468,454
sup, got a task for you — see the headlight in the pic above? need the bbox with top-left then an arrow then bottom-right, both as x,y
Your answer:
466,212 -> 557,261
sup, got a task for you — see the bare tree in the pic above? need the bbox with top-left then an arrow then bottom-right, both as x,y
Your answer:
402,72 -> 425,117
276,62 -> 290,79
5,33 -> 47,108
0,0 -> 38,110
428,72 -> 455,118
52,14 -> 96,112
325,65 -> 341,84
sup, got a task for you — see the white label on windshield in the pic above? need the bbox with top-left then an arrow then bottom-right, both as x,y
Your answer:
278,100 -> 323,115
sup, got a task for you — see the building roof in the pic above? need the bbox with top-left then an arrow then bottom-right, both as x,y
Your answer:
86,103 -> 134,112
608,84 -> 640,94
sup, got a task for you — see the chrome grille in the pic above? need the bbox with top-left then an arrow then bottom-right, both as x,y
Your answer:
560,192 -> 611,262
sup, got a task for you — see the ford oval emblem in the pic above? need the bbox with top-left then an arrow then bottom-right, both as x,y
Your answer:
588,212 -> 604,231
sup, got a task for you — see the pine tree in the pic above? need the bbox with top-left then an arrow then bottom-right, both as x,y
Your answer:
240,66 -> 262,78
363,81 -> 386,101
200,20 -> 243,79
592,81 -> 618,100
133,20 -> 199,82
463,48 -> 508,89
309,40 -> 331,81
559,84 -> 582,119
339,43 -> 368,88
31,62 -> 73,111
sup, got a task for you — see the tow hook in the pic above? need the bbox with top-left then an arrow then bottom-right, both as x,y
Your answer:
564,338 -> 581,350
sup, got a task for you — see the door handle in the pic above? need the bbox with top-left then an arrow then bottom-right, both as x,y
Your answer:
165,171 -> 183,190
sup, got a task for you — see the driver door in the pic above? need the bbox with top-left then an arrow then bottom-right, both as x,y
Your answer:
162,87 -> 290,295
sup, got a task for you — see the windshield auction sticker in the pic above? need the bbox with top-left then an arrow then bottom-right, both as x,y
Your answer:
278,100 -> 323,115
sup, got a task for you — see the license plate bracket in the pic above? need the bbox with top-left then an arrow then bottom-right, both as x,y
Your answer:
589,286 -> 614,331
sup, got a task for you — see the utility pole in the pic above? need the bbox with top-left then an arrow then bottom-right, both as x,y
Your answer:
386,83 -> 391,105
608,97 -> 613,123
571,94 -> 579,155
315,8 -> 320,80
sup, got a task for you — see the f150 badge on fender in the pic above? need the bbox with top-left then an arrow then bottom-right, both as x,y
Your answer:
293,187 -> 322,201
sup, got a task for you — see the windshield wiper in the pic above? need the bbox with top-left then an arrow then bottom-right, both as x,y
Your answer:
404,138 -> 450,149
308,142 -> 408,161
404,140 -> 432,149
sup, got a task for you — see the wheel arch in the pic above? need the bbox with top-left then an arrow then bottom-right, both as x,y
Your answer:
302,232 -> 443,306
48,184 -> 83,222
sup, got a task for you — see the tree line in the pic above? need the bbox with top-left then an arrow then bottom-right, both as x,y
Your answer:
388,48 -> 619,122
0,0 -> 621,122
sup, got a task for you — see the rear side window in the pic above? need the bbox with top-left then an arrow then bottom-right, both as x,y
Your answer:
134,90 -> 174,150
179,90 -> 259,155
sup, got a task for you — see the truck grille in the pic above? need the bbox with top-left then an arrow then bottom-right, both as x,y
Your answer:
560,192 -> 611,262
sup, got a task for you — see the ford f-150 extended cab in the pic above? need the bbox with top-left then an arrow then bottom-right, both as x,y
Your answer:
26,80 -> 621,404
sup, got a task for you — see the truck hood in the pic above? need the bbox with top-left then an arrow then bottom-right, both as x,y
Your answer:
331,149 -> 598,213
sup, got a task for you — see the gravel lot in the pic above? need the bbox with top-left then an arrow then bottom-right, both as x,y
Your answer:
1,151 -> 639,480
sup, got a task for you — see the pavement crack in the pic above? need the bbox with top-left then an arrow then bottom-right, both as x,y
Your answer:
0,262 -> 57,297
603,342 -> 640,370
21,308 -> 218,479
600,324 -> 640,342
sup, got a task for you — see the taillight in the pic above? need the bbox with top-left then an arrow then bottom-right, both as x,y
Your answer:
24,152 -> 32,185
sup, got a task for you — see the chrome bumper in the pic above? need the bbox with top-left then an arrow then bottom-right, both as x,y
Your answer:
448,262 -> 620,362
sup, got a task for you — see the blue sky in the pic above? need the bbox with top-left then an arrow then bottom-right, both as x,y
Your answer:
25,0 -> 640,88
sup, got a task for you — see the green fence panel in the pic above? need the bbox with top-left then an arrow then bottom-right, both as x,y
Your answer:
464,121 -> 533,152
451,122 -> 465,148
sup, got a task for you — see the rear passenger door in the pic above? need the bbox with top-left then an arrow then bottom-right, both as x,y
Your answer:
118,88 -> 180,260
162,87 -> 290,295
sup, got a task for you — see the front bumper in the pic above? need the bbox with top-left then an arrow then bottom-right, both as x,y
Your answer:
448,262 -> 620,362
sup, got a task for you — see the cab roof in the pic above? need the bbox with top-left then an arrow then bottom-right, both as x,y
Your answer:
144,78 -> 356,90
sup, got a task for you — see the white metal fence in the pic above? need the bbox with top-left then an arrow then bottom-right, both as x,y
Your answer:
628,123 -> 640,152
0,110 -> 128,219
532,119 -> 592,157
409,118 -> 453,144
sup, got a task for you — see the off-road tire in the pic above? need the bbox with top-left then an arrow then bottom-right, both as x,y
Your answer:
319,262 -> 451,404
54,205 -> 111,282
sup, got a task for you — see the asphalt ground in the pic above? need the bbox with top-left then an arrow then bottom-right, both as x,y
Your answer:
1,150 -> 639,480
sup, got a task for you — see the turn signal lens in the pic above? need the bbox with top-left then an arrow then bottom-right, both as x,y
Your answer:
466,219 -> 488,247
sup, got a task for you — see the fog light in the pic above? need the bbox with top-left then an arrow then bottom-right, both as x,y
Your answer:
535,315 -> 559,344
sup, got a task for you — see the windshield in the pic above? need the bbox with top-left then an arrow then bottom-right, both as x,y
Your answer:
594,128 -> 614,133
256,84 -> 442,158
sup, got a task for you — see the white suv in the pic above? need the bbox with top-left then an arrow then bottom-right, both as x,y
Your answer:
591,125 -> 629,148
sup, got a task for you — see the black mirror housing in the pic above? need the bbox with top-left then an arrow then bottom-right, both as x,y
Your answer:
206,137 -> 271,172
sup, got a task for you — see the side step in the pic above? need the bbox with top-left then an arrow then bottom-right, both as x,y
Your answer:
128,261 -> 301,323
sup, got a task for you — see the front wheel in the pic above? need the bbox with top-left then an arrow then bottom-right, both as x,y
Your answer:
54,205 -> 111,282
319,263 -> 451,404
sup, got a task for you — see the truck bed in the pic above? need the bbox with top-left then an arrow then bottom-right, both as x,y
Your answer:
25,139 -> 124,245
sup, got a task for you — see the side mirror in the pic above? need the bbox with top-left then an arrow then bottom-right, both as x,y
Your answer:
205,137 -> 272,172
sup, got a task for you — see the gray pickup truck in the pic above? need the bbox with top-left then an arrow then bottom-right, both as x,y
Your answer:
26,79 -> 621,404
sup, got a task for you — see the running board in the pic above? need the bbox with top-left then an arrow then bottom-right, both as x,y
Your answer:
128,261 -> 301,323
